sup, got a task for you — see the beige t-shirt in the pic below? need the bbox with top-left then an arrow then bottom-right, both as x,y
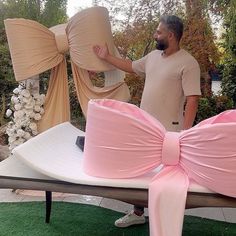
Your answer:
132,49 -> 201,131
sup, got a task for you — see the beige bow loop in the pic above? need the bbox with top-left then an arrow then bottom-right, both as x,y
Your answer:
66,7 -> 115,71
4,19 -> 63,81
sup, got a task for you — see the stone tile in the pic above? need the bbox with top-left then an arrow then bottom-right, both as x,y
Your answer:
20,195 -> 45,202
99,198 -> 133,214
0,189 -> 25,202
63,194 -> 102,206
13,189 -> 67,202
222,208 -> 236,223
144,208 -> 149,216
15,189 -> 64,197
185,207 -> 225,221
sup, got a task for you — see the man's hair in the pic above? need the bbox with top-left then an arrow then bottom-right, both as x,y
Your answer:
160,15 -> 184,42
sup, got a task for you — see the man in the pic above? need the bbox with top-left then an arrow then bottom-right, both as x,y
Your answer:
93,15 -> 201,227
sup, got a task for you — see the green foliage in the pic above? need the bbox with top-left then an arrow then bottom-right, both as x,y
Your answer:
0,29 -> 17,126
223,0 -> 236,60
221,57 -> 236,105
217,0 -> 236,106
195,95 -> 234,124
40,0 -> 68,27
0,0 -> 68,27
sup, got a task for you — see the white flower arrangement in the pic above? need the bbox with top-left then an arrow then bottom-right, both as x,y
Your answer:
6,83 -> 45,150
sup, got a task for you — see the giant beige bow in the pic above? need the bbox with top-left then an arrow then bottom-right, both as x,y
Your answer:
4,7 -> 130,132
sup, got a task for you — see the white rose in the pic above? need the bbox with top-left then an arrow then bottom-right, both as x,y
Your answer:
18,95 -> 24,102
14,110 -> 25,119
29,122 -> 37,131
8,135 -> 17,143
6,128 -> 14,136
10,125 -> 18,132
18,84 -> 24,90
21,89 -> 31,98
24,103 -> 34,110
14,120 -> 23,128
9,144 -> 16,151
13,111 -> 19,119
25,110 -> 34,118
14,138 -> 25,146
6,109 -> 12,117
14,104 -> 22,111
13,88 -> 20,94
19,118 -> 29,126
33,94 -> 40,100
11,96 -> 19,104
32,130 -> 38,136
35,100 -> 41,105
34,105 -> 41,112
29,111 -> 36,118
23,97 -> 33,104
34,113 -> 42,121
24,132 -> 31,140
40,108 -> 44,115
40,94 -> 46,103
16,129 -> 25,137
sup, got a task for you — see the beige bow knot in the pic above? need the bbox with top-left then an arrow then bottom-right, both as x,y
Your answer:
51,24 -> 69,54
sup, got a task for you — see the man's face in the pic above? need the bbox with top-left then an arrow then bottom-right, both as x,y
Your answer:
153,22 -> 170,50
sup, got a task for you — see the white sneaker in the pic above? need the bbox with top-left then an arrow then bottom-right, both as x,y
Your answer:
114,211 -> 146,228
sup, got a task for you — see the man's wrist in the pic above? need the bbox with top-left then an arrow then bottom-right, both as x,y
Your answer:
105,54 -> 112,62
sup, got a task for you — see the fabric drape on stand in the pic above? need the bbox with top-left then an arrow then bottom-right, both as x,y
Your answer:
71,62 -> 130,115
37,58 -> 70,132
83,99 -> 236,236
4,7 -> 130,132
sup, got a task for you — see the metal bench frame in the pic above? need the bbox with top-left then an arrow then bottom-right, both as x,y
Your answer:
1,175 -> 236,223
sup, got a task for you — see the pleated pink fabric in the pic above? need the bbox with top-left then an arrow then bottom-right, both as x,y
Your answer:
4,7 -> 130,132
83,99 -> 236,236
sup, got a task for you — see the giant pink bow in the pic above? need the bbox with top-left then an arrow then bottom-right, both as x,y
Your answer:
83,99 -> 236,236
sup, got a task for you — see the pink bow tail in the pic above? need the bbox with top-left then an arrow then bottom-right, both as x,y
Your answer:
149,166 -> 189,236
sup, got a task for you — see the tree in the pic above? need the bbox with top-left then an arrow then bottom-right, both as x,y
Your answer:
219,0 -> 236,106
181,0 -> 221,97
40,0 -> 67,27
0,28 -> 16,125
96,0 -> 220,102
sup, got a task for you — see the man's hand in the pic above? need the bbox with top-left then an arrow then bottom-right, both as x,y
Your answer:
93,43 -> 134,73
93,44 -> 109,60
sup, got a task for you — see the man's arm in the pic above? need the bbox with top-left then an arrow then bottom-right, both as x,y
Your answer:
93,44 -> 134,73
183,95 -> 199,130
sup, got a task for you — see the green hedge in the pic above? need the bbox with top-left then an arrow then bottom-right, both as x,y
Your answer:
195,95 -> 234,124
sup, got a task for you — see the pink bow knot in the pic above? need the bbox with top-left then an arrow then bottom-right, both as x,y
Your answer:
161,132 -> 180,165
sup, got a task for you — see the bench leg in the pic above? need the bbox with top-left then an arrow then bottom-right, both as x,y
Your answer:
45,191 -> 52,223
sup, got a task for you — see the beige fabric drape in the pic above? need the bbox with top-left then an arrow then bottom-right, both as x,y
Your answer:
71,62 -> 130,116
4,7 -> 130,132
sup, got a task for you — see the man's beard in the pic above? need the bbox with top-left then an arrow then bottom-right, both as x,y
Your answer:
156,39 -> 169,50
